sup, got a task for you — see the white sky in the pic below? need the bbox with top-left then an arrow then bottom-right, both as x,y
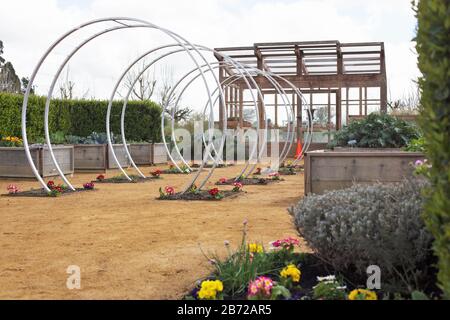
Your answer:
0,0 -> 420,115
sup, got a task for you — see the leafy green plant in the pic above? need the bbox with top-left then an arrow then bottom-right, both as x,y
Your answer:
329,113 -> 420,148
415,0 -> 450,298
312,276 -> 347,300
404,136 -> 426,152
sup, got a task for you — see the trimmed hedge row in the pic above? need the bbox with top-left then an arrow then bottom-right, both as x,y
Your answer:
0,93 -> 162,143
416,0 -> 450,298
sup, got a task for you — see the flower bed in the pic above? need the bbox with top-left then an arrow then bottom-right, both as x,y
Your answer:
3,180 -> 95,197
184,222 -> 382,300
161,164 -> 195,174
216,173 -> 284,186
93,173 -> 159,184
157,185 -> 243,201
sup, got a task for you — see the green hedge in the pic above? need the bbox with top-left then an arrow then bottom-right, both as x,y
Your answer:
0,92 -> 162,143
416,0 -> 450,298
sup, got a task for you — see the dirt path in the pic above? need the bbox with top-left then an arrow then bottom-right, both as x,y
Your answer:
0,164 -> 306,299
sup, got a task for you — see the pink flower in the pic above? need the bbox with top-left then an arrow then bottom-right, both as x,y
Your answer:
219,177 -> 227,184
165,186 -> 175,195
268,172 -> 280,177
247,276 -> 274,298
7,184 -> 19,194
270,237 -> 300,250
415,160 -> 424,167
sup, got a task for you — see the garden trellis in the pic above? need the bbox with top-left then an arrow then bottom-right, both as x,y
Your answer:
21,17 -> 313,193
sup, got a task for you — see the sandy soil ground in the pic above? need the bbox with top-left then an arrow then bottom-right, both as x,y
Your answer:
0,164 -> 307,299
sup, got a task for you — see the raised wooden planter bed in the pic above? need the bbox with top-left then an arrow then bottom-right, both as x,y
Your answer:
74,144 -> 130,172
0,145 -> 74,178
304,149 -> 425,195
129,143 -> 152,165
152,143 -> 168,164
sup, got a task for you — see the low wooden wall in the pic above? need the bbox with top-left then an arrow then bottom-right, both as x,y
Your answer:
304,149 -> 425,195
130,143 -> 152,165
0,146 -> 74,178
74,144 -> 131,171
107,144 -> 131,169
74,145 -> 107,172
152,143 -> 168,164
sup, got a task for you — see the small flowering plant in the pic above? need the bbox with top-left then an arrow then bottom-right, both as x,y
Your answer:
268,172 -> 281,180
312,275 -> 347,300
46,180 -> 67,196
150,169 -> 162,178
83,182 -> 95,190
218,177 -> 228,184
270,237 -> 300,252
279,264 -> 301,289
208,187 -> 223,200
348,288 -> 378,300
159,186 -> 175,198
248,243 -> 264,254
96,174 -> 105,181
232,182 -> 243,192
413,159 -> 431,178
7,184 -> 20,194
247,276 -> 291,300
197,279 -> 224,300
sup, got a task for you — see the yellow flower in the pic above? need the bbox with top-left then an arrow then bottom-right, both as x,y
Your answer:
248,243 -> 264,254
280,264 -> 301,282
348,289 -> 377,300
197,280 -> 224,300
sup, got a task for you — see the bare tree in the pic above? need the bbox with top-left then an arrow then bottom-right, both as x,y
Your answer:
388,85 -> 421,113
158,65 -> 191,122
123,59 -> 156,101
59,67 -> 75,99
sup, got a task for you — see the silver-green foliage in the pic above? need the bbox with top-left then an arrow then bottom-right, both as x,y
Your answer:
290,179 -> 434,292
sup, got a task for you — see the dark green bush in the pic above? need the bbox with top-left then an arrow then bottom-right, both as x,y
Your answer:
415,0 -> 450,298
329,113 -> 420,148
0,92 -> 162,143
291,179 -> 435,294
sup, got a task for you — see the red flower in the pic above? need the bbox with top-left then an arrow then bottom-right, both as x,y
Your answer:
255,167 -> 262,174
219,177 -> 227,184
209,188 -> 220,196
151,169 -> 162,177
165,186 -> 175,195
96,174 -> 105,181
47,180 -> 55,189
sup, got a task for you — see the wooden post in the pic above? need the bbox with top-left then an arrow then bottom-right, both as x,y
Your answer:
359,87 -> 363,116
364,87 -> 368,115
346,87 -> 349,125
336,88 -> 342,130
380,43 -> 388,113
327,89 -> 331,143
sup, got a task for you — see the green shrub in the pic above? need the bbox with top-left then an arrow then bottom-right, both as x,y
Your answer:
0,92 -> 162,143
291,179 -> 435,294
415,0 -> 450,298
329,113 -> 420,148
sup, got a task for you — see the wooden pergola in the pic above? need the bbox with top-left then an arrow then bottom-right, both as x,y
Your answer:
214,40 -> 387,145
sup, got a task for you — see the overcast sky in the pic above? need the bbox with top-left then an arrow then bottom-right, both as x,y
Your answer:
0,0 -> 419,110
